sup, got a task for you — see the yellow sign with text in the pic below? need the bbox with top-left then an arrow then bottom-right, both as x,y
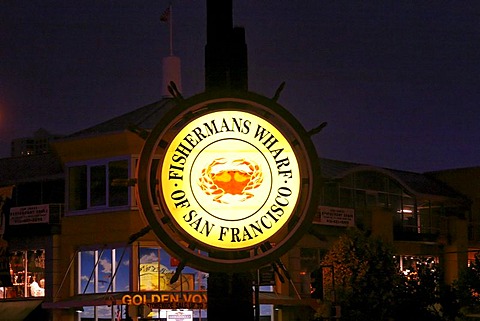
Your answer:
162,110 -> 301,250
122,292 -> 207,310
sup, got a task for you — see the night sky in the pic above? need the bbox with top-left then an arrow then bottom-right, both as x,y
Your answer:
1,1 -> 479,172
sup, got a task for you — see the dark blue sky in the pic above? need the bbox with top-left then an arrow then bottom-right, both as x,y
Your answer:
1,1 -> 479,172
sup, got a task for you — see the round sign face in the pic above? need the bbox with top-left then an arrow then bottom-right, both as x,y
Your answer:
136,91 -> 320,272
161,110 -> 301,250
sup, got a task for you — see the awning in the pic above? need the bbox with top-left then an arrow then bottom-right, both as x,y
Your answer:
43,291 -> 319,310
42,293 -> 122,309
43,291 -> 207,309
0,299 -> 42,321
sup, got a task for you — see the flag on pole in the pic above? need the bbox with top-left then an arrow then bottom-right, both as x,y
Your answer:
160,6 -> 171,23
116,307 -> 121,321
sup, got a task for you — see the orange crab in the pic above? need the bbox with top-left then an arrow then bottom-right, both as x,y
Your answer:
198,158 -> 263,203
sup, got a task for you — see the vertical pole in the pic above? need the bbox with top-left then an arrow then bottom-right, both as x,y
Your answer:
24,251 -> 28,297
169,3 -> 173,56
205,1 -> 253,321
255,268 -> 260,321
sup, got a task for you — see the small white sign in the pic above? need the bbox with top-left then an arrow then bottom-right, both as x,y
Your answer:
315,206 -> 355,227
10,204 -> 49,225
166,310 -> 193,321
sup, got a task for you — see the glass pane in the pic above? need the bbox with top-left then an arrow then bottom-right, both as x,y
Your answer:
109,160 -> 129,207
300,248 -> 319,271
68,166 -> 87,210
300,248 -> 320,296
378,193 -> 387,207
339,188 -> 353,208
323,183 -> 339,206
98,250 -> 112,292
160,249 -> 196,291
339,174 -> 354,188
97,305 -> 114,320
355,172 -> 386,191
28,250 -> 45,297
10,252 -> 25,298
366,193 -> 377,206
388,178 -> 403,194
5,250 -> 45,299
355,190 -> 366,208
79,251 -> 95,294
139,247 -> 160,291
90,165 -> 106,207
114,247 -> 131,292
79,305 -> 94,320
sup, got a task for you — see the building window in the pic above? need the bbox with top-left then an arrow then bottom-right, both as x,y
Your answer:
299,248 -> 326,297
138,247 -> 208,320
329,171 -> 445,236
78,247 -> 131,294
67,159 -> 130,213
79,305 -> 125,321
90,165 -> 106,207
1,250 -> 45,299
68,166 -> 87,211
138,247 -> 205,292
397,255 -> 438,277
109,160 -> 129,207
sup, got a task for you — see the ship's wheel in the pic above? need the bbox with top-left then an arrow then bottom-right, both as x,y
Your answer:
136,90 -> 320,272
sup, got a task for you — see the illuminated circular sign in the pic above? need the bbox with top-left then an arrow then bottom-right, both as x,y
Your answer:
162,110 -> 300,250
136,91 -> 319,272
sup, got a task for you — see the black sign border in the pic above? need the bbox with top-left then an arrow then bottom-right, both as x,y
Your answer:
136,90 -> 320,272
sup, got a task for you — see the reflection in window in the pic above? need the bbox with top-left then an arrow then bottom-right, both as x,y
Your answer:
78,247 -> 130,294
79,305 -> 126,321
139,247 -> 200,292
0,250 -> 45,299
138,247 -> 208,320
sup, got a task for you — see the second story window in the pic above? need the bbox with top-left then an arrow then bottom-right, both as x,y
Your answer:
67,158 -> 129,213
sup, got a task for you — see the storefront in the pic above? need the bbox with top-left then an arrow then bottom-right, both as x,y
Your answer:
2,250 -> 46,299
43,242 -> 284,320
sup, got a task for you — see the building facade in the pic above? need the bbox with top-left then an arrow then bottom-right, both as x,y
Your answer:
429,167 -> 480,265
0,98 -> 474,321
10,128 -> 64,157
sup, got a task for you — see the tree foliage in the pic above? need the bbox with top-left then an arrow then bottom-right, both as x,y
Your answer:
454,253 -> 480,318
320,229 -> 398,321
317,228 -> 461,321
392,260 -> 455,321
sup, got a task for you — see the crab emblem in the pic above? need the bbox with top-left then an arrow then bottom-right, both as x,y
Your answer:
198,158 -> 263,204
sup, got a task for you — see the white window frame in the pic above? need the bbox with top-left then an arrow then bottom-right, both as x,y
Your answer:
66,156 -> 134,215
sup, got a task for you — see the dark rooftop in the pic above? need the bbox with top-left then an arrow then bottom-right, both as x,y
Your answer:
320,158 -> 463,199
0,98 -> 465,202
0,153 -> 63,185
67,98 -> 175,139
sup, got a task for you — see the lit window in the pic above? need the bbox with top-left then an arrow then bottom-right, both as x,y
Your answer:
139,247 -> 206,291
1,250 -> 45,299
